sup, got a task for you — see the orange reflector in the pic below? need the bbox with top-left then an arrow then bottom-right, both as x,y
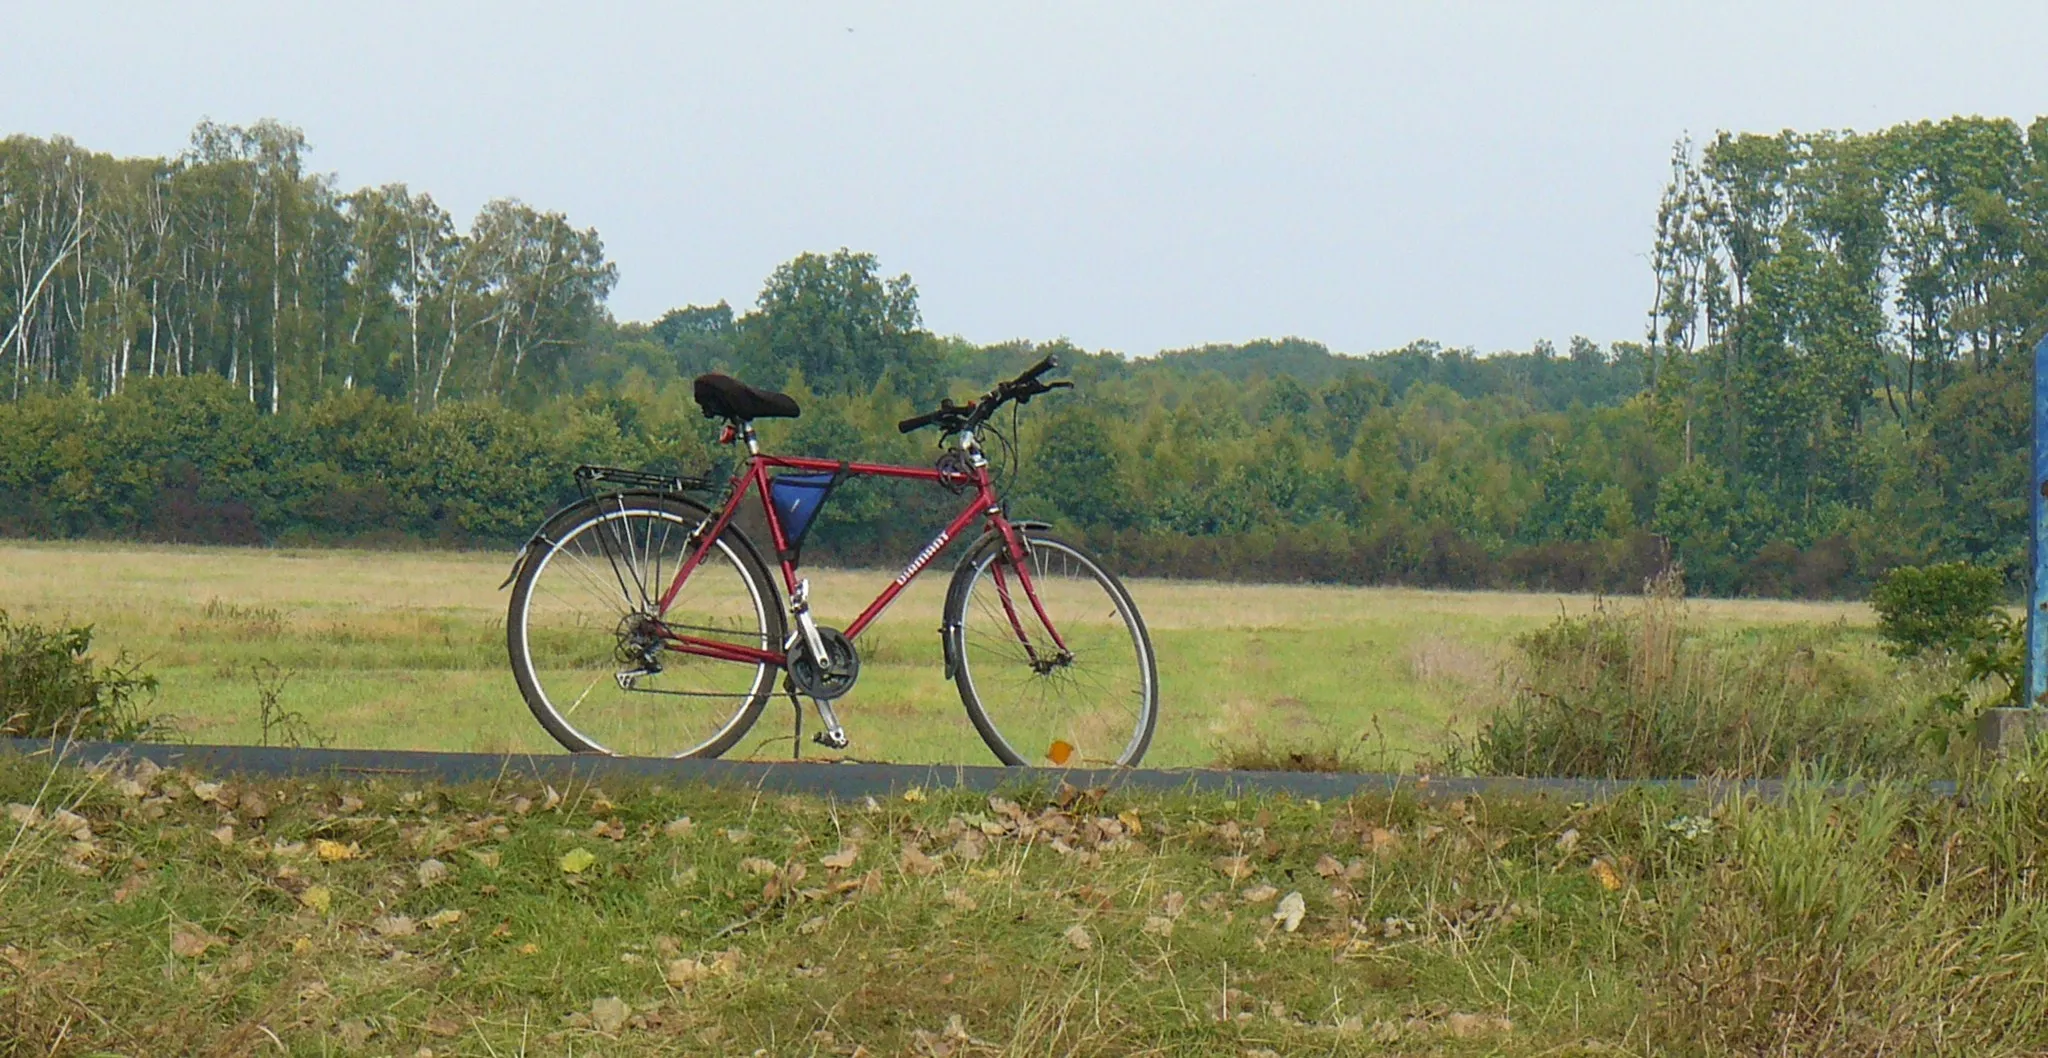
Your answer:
1046,740 -> 1074,766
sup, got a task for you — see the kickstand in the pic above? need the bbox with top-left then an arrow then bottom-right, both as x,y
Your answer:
784,675 -> 803,761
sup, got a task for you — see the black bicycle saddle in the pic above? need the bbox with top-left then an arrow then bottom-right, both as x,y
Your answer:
693,374 -> 801,421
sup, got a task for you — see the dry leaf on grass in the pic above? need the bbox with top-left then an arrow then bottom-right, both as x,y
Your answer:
1273,891 -> 1306,932
170,924 -> 224,958
1141,915 -> 1175,937
590,819 -> 626,841
1313,853 -> 1344,878
1241,884 -> 1279,903
416,859 -> 450,887
423,1012 -> 464,1038
663,817 -> 694,838
210,825 -> 235,847
299,885 -> 333,913
313,839 -> 358,863
820,845 -> 860,870
559,848 -> 597,874
423,909 -> 463,929
1160,891 -> 1187,919
1213,855 -> 1253,881
902,786 -> 927,803
1589,859 -> 1623,892
589,996 -> 630,1034
942,887 -> 977,911
335,1017 -> 375,1048
467,849 -> 501,869
112,872 -> 151,905
1062,924 -> 1093,951
739,857 -> 779,877
899,844 -> 940,877
372,915 -> 416,938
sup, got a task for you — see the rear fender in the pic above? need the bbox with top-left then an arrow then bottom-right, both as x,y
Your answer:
499,490 -> 736,592
939,520 -> 1053,679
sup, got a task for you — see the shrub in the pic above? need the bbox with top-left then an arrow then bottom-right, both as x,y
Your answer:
0,611 -> 159,741
1869,561 -> 2008,658
1457,571 -> 1943,779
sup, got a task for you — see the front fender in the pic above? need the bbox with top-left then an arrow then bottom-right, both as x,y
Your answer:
939,520 -> 1054,678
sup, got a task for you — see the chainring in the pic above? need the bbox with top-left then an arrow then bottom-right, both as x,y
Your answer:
787,626 -> 860,700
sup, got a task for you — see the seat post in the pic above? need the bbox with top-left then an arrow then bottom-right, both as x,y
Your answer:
741,422 -> 760,455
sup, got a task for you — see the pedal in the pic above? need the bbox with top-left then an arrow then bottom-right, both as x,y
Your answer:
811,695 -> 849,751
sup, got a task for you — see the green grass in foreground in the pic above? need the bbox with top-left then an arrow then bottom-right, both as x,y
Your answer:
0,541 -> 1876,768
4,752 -> 2047,1056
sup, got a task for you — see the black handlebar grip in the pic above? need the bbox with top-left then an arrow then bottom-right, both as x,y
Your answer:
1019,354 -> 1059,384
898,409 -> 946,433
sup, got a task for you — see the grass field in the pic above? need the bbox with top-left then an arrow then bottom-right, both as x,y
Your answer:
0,541 -> 1875,768
6,752 -> 2046,1055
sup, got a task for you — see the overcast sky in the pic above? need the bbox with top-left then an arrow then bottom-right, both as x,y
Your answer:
5,2 -> 2046,357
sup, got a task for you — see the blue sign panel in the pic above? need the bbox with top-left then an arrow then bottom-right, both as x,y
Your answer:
2031,334 -> 2048,706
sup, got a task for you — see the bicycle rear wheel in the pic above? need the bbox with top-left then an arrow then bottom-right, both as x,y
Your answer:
944,530 -> 1158,767
507,493 -> 785,757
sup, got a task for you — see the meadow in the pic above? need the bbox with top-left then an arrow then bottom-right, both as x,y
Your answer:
0,541 -> 1874,768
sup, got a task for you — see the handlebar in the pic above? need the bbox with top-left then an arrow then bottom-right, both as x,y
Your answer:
898,355 -> 1072,434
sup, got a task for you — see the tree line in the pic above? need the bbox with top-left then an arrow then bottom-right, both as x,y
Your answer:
2,117 -> 2044,596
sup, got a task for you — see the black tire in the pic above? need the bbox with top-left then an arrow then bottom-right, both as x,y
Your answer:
507,492 -> 785,757
944,530 -> 1158,767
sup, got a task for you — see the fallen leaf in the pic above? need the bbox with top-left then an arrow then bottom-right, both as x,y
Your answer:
372,915 -> 416,938
1444,1012 -> 1513,1037
191,781 -> 222,804
1313,854 -> 1344,878
1366,827 -> 1400,855
467,849 -> 501,869
1555,828 -> 1581,856
4,803 -> 38,827
423,1012 -> 464,1038
663,817 -> 694,838
335,1017 -> 375,1048
423,909 -> 463,929
509,795 -> 533,816
1046,740 -> 1074,765
722,828 -> 751,844
1241,884 -> 1279,903
1116,809 -> 1143,836
240,791 -> 270,820
1141,915 -> 1175,937
517,942 -> 540,955
942,887 -> 977,911
1213,855 -> 1253,881
210,825 -> 236,847
589,995 -> 629,1034
899,844 -> 940,877
1273,891 -> 1306,932
299,885 -> 333,913
112,872 -> 151,905
590,818 -> 626,841
1589,859 -> 1623,892
52,809 -> 91,839
901,786 -> 927,803
1062,924 -> 1094,951
559,848 -> 597,874
416,859 -> 450,887
739,857 -> 779,876
797,915 -> 827,935
1160,891 -> 1187,919
171,923 -> 223,958
313,839 -> 358,863
819,845 -> 860,870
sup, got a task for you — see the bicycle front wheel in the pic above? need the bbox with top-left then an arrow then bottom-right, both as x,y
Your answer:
944,530 -> 1158,767
507,493 -> 785,757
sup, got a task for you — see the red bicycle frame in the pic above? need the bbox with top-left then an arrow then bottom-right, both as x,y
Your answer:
649,444 -> 1058,667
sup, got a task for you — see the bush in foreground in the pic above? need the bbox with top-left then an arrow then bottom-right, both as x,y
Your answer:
0,611 -> 158,741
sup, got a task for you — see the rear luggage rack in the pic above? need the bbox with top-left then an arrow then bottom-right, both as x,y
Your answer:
573,465 -> 720,497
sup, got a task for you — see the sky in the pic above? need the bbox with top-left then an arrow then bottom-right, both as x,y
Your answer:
5,2 -> 2047,358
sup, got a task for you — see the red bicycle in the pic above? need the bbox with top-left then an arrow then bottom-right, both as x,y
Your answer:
504,356 -> 1158,765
